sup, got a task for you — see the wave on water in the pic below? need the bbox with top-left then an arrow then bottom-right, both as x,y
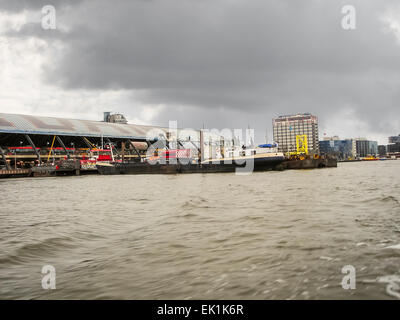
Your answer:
364,195 -> 399,205
180,198 -> 212,209
1,160 -> 400,299
0,237 -> 76,266
380,196 -> 399,204
363,275 -> 400,299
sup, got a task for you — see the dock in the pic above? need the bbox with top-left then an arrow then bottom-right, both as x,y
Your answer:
0,169 -> 31,178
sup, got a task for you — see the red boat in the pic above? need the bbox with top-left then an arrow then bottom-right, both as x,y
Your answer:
80,148 -> 116,170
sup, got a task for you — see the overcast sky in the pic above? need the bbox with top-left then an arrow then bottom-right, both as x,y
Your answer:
1,0 -> 399,144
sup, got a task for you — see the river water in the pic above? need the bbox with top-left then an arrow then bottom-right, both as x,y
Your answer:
0,161 -> 399,299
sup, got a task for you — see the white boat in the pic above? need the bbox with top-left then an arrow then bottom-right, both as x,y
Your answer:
202,143 -> 285,165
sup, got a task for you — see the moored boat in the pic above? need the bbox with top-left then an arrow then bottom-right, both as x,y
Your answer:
97,145 -> 285,175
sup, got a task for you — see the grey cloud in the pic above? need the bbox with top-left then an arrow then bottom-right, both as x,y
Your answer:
2,0 -> 400,143
0,0 -> 83,13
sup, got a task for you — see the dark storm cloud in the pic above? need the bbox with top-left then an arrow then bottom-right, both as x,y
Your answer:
2,0 -> 400,141
0,0 -> 83,13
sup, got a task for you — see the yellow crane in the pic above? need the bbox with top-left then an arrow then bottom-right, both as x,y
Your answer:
296,135 -> 308,155
47,135 -> 56,163
287,135 -> 309,160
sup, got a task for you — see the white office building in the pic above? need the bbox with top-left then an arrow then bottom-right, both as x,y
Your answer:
273,113 -> 319,154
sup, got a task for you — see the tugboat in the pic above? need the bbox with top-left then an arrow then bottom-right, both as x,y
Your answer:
80,148 -> 116,171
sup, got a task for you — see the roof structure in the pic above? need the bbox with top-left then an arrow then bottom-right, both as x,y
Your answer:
0,113 -> 170,140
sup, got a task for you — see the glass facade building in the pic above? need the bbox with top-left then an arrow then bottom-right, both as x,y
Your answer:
355,139 -> 378,157
320,137 -> 378,158
319,138 -> 355,160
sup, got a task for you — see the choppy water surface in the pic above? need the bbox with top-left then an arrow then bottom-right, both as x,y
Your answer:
1,161 -> 400,299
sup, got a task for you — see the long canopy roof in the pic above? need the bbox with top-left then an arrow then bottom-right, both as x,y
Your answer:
0,113 -> 172,140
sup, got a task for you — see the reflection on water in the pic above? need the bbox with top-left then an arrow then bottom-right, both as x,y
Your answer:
0,161 -> 400,299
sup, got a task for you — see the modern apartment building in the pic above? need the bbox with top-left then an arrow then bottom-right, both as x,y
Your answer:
319,136 -> 356,160
320,137 -> 378,158
273,113 -> 319,154
355,138 -> 378,157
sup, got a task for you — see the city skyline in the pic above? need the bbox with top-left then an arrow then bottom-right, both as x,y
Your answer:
0,108 -> 394,147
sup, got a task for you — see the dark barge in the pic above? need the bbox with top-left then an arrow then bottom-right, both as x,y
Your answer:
282,157 -> 337,169
96,154 -> 338,175
96,156 -> 338,175
96,155 -> 286,175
